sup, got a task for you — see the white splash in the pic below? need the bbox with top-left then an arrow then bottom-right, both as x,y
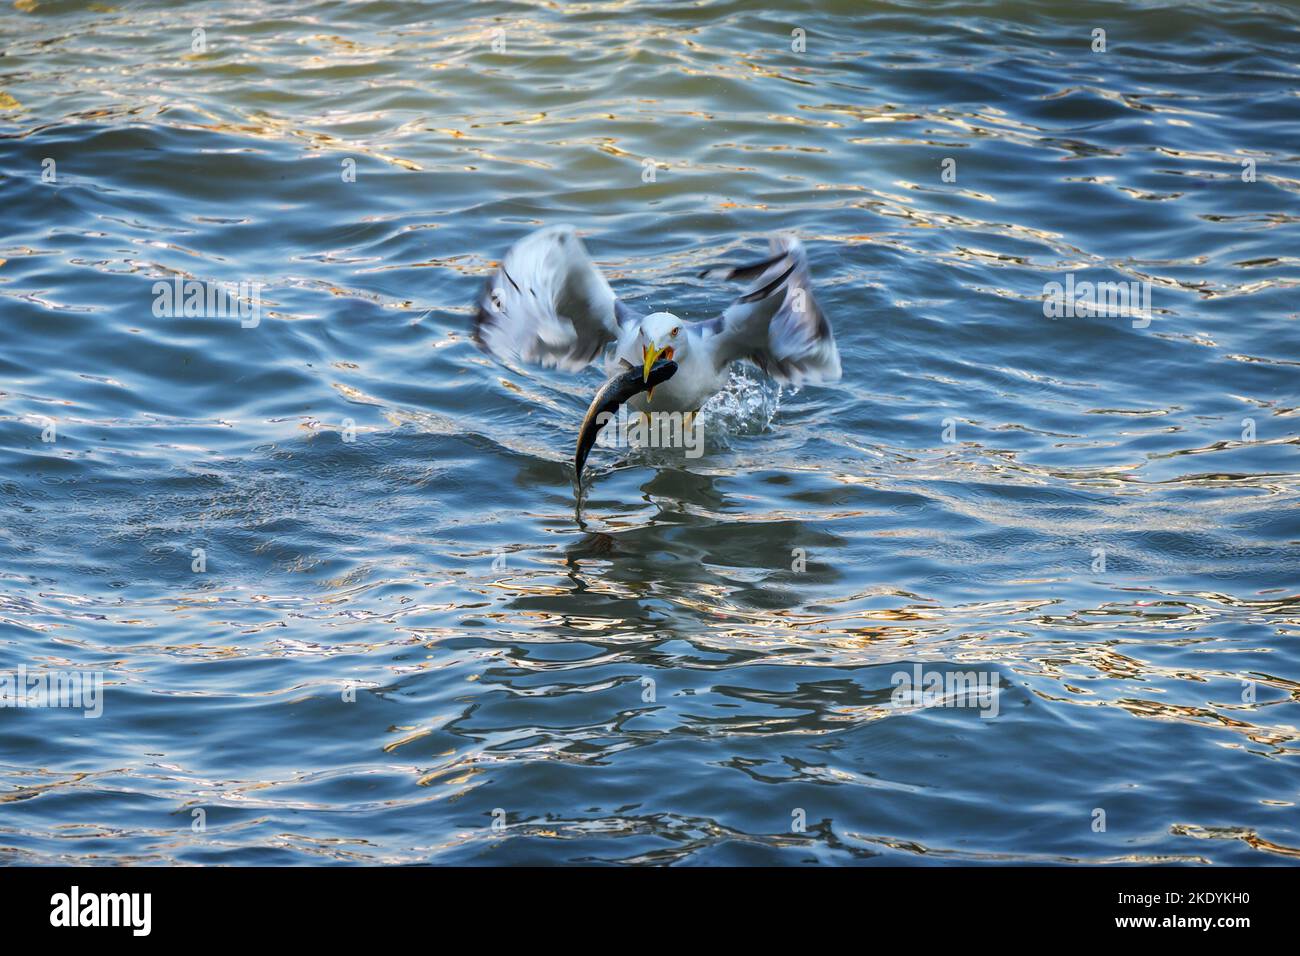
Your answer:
696,365 -> 783,444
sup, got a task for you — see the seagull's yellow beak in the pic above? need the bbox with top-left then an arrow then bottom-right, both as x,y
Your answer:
641,343 -> 673,401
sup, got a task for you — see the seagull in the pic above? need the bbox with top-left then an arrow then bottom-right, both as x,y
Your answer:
472,224 -> 841,414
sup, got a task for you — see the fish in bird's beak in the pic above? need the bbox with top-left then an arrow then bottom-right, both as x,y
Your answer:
641,343 -> 674,401
575,357 -> 679,484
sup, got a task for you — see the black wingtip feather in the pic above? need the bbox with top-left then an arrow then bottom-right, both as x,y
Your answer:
699,250 -> 789,284
472,279 -> 499,352
737,260 -> 796,304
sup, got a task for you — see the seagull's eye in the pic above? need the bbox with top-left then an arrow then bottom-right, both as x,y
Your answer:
671,327 -> 680,338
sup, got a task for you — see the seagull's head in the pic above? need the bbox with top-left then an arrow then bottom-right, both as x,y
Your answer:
639,312 -> 683,397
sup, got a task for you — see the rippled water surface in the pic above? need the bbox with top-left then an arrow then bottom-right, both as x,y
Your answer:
2,0 -> 1299,865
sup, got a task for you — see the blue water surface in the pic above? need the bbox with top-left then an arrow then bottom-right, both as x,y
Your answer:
0,0 -> 1298,864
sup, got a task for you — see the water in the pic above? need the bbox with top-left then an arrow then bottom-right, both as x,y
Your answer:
1,0 -> 1298,865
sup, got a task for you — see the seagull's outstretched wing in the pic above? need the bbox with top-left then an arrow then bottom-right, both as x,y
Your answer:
699,236 -> 841,386
473,224 -> 639,371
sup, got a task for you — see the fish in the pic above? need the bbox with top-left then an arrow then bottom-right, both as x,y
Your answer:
574,357 -> 679,482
